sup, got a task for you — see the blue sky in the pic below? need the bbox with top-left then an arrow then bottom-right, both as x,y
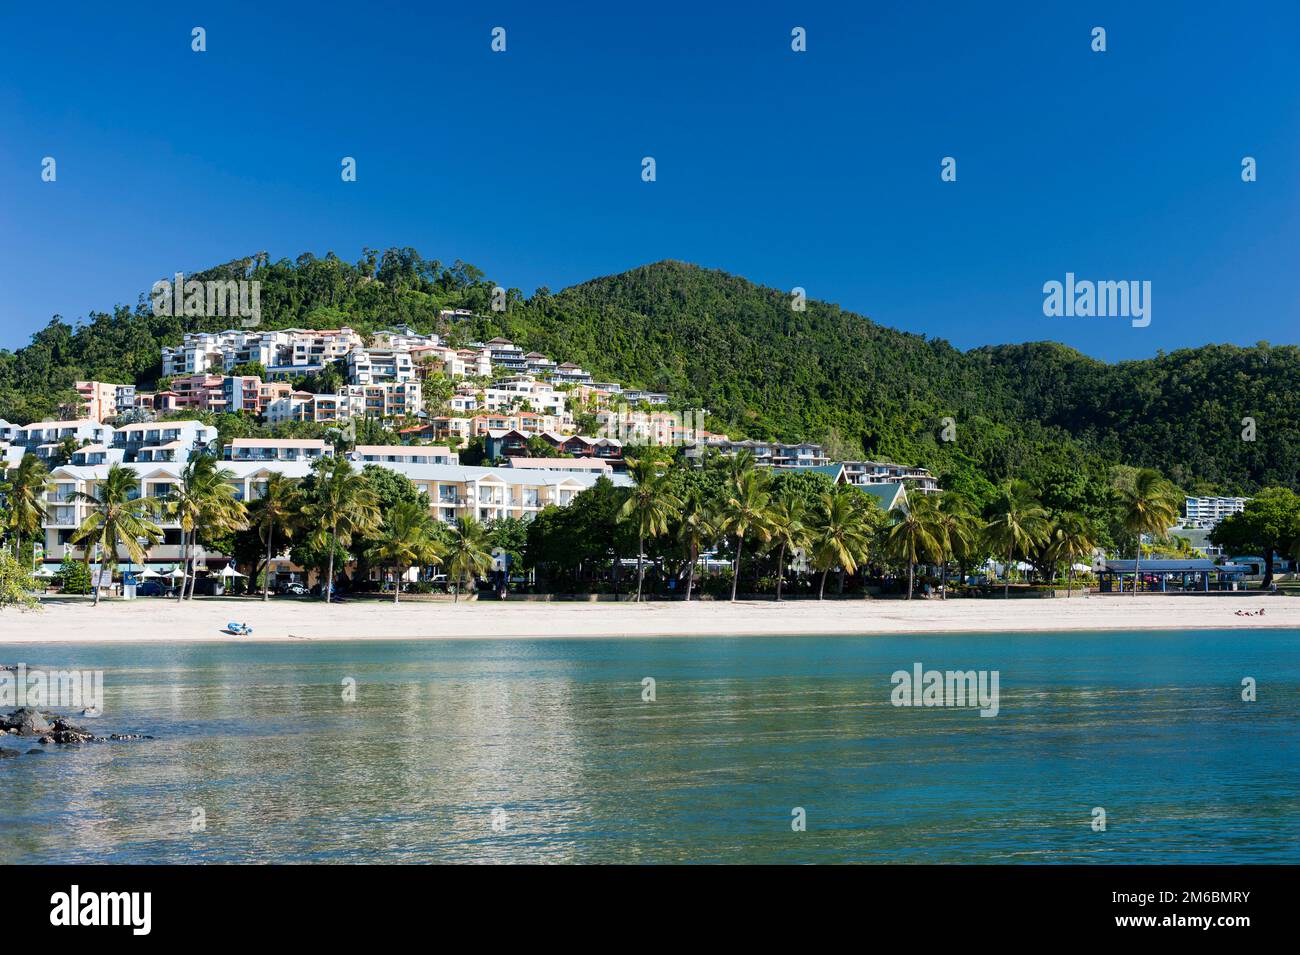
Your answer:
1,1 -> 1297,360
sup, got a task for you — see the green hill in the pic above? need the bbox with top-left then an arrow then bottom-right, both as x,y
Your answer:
3,251 -> 1297,499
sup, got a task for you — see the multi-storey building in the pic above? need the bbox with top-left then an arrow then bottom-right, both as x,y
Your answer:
484,338 -> 528,374
10,419 -> 116,460
161,327 -> 364,379
685,438 -> 829,468
346,348 -> 416,385
72,381 -> 136,422
37,461 -> 628,582
109,420 -> 218,463
350,445 -> 459,466
1183,496 -> 1249,528
840,460 -> 940,493
225,438 -> 332,463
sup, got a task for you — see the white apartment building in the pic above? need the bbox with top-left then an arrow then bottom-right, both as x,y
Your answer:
350,445 -> 459,466
110,420 -> 218,463
346,348 -> 416,385
11,419 -> 116,460
162,328 -> 364,378
226,438 -> 332,463
38,461 -> 628,575
1183,496 -> 1249,528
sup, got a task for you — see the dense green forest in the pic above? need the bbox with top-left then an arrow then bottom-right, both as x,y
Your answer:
2,250 -> 1296,502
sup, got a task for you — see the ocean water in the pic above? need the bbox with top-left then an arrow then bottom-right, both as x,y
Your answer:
1,630 -> 1297,864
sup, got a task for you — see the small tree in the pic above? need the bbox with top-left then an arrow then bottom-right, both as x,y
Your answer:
57,553 -> 91,595
0,550 -> 38,610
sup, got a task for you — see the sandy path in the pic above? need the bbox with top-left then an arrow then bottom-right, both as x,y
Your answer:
0,594 -> 1294,644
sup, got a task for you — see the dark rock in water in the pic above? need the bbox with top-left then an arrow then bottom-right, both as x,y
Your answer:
0,747 -> 19,759
4,709 -> 153,748
26,749 -> 43,755
1,708 -> 52,737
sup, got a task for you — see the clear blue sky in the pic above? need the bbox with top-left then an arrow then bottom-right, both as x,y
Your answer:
2,1 -> 1297,360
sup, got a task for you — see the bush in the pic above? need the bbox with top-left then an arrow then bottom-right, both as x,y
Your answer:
56,554 -> 90,595
0,551 -> 38,610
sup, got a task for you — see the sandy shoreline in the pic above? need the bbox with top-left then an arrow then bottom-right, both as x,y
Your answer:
0,594 -> 1295,644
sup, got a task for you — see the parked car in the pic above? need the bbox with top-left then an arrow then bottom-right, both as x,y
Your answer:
136,580 -> 173,597
277,581 -> 308,596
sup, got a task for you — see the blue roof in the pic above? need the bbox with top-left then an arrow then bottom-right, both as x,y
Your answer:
854,482 -> 906,510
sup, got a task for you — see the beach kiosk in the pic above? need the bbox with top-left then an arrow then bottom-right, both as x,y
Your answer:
1098,559 -> 1251,594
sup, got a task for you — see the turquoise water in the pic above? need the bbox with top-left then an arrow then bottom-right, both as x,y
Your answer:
1,630 -> 1297,863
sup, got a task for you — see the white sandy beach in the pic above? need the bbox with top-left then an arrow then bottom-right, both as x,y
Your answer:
0,594 -> 1295,643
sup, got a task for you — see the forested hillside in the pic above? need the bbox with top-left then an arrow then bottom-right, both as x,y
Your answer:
2,251 -> 1296,499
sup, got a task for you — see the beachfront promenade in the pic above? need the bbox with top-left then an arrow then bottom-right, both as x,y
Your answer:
9,593 -> 1296,644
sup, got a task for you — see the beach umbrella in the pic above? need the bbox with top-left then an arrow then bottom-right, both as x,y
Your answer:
139,568 -> 163,579
219,565 -> 246,578
168,567 -> 186,579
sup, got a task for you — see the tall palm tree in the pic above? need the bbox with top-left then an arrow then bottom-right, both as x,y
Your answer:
445,516 -> 494,602
674,485 -> 717,602
70,464 -> 163,607
885,496 -> 942,599
251,473 -> 302,601
719,469 -> 773,602
301,457 -> 380,603
1048,512 -> 1097,597
366,500 -> 443,604
766,495 -> 809,601
983,480 -> 1050,598
617,458 -> 682,601
809,488 -> 872,600
1,453 -> 50,551
931,492 -> 979,599
167,456 -> 245,601
1115,468 -> 1179,596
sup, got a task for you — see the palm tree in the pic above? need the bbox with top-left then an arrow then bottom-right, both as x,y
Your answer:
1047,512 -> 1097,597
617,458 -> 682,601
178,457 -> 247,600
167,456 -> 245,601
766,496 -> 809,601
301,457 -> 380,603
1115,468 -> 1179,596
809,488 -> 872,600
885,496 -> 942,599
251,473 -> 302,601
1,453 -> 50,554
929,492 -> 979,599
70,464 -> 163,607
366,500 -> 443,604
675,485 -> 717,602
719,469 -> 773,601
445,516 -> 494,602
983,480 -> 1050,598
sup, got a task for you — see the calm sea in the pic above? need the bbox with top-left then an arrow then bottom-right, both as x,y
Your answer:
1,630 -> 1297,863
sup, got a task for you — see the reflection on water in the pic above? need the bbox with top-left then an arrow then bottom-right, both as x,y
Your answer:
1,630 -> 1297,863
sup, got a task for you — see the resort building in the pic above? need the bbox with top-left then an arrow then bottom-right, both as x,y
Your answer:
226,438 -> 332,463
37,460 -> 628,579
504,457 -> 614,475
161,327 -> 364,378
10,419 -> 116,460
71,381 -> 136,422
168,374 -> 266,415
1183,496 -> 1249,528
685,438 -> 830,468
840,460 -> 940,493
350,445 -> 459,466
346,348 -> 417,385
110,420 -> 218,463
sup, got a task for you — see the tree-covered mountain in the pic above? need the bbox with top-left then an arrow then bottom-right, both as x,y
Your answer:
2,251 -> 1296,499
